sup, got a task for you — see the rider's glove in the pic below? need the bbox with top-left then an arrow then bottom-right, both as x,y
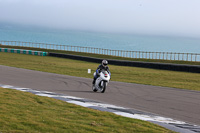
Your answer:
97,72 -> 100,76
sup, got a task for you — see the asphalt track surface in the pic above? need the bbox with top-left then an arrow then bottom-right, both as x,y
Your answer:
0,65 -> 200,126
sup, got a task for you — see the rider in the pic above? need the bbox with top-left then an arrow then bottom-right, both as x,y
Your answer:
92,60 -> 111,85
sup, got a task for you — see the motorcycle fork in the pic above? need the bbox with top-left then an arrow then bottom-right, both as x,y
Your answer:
100,80 -> 107,88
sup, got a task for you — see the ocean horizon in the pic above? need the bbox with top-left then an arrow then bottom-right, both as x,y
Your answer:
0,28 -> 200,54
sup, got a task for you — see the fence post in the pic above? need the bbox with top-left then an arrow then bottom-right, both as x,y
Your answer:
131,51 -> 133,58
152,52 -> 154,59
149,52 -> 151,59
191,54 -> 193,61
182,53 -> 184,61
195,54 -> 197,62
135,51 -> 137,58
142,52 -> 144,59
178,53 -> 180,61
139,51 -> 140,59
147,52 -> 148,59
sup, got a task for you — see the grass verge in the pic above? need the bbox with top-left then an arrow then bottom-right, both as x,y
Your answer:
0,52 -> 200,91
0,87 -> 174,133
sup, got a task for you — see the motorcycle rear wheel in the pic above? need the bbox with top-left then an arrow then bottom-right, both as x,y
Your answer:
92,85 -> 97,92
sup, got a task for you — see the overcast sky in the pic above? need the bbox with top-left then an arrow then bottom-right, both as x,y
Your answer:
0,0 -> 200,37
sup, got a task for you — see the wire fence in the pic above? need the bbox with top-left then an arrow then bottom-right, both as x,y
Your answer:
1,40 -> 200,62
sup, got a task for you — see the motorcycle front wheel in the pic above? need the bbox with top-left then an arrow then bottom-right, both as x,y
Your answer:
100,82 -> 107,93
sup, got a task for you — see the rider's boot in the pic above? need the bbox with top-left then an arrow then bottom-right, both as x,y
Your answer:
92,78 -> 96,85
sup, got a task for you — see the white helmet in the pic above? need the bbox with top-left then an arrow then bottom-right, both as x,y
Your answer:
102,60 -> 108,67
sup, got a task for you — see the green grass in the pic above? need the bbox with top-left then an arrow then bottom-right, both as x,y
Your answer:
0,52 -> 200,91
0,87 -> 174,133
1,45 -> 200,65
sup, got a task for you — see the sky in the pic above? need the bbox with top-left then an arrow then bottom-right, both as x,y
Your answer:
0,0 -> 200,38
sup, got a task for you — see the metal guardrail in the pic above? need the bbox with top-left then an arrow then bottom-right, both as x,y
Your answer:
1,40 -> 200,62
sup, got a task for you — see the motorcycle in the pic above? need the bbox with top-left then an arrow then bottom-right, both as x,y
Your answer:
92,70 -> 110,93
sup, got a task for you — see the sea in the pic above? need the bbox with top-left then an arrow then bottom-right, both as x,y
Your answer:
0,27 -> 200,54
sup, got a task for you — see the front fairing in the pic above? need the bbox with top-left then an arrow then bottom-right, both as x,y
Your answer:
100,71 -> 110,81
